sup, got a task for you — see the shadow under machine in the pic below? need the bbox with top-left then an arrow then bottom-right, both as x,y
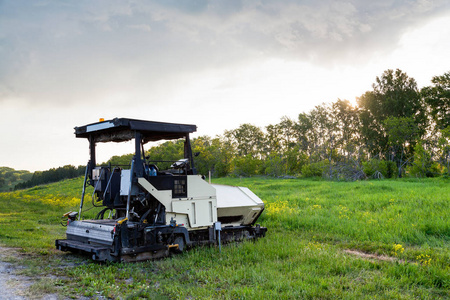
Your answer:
55,118 -> 267,262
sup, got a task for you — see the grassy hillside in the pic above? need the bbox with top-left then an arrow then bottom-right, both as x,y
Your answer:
0,167 -> 32,192
0,177 -> 449,299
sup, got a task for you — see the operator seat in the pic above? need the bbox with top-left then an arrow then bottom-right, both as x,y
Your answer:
145,164 -> 159,177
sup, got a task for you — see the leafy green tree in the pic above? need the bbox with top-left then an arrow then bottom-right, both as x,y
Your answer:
224,124 -> 264,158
262,152 -> 285,177
422,71 -> 450,130
331,99 -> 361,161
107,154 -> 134,167
407,142 -> 441,177
191,136 -> 214,176
285,146 -> 308,175
438,126 -> 450,175
231,155 -> 261,177
144,140 -> 184,170
274,116 -> 298,151
264,116 -> 301,175
357,69 -> 425,158
265,124 -> 282,155
383,116 -> 419,177
297,103 -> 338,164
191,135 -> 234,177
312,104 -> 336,162
210,136 -> 234,177
296,112 -> 314,154
296,102 -> 363,178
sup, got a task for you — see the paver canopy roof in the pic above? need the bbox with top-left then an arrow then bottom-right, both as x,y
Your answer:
74,118 -> 197,143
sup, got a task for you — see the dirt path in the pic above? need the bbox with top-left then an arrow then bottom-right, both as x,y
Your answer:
0,247 -> 62,300
0,247 -> 28,300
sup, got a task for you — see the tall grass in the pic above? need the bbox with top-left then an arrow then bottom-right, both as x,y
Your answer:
236,178 -> 450,249
0,177 -> 449,299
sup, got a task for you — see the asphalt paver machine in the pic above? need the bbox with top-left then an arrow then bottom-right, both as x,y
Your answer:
55,118 -> 266,262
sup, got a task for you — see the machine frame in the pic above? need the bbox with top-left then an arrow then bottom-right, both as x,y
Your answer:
56,118 -> 266,262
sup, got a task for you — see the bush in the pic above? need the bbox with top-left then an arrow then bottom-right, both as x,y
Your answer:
362,159 -> 397,179
261,153 -> 285,177
407,162 -> 443,178
231,155 -> 261,177
301,160 -> 330,177
325,161 -> 367,181
407,142 -> 443,178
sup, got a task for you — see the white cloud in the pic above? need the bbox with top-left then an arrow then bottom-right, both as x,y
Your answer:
127,24 -> 152,32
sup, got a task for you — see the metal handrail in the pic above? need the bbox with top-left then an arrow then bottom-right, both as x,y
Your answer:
125,158 -> 135,220
78,161 -> 90,220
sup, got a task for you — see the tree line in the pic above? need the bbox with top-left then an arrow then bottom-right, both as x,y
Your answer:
14,165 -> 85,190
139,69 -> 450,180
12,68 -> 450,189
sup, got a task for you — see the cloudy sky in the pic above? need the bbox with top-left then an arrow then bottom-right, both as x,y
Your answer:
1,0 -> 450,171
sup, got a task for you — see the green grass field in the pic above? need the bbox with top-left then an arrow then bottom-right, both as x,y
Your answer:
0,177 -> 449,299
